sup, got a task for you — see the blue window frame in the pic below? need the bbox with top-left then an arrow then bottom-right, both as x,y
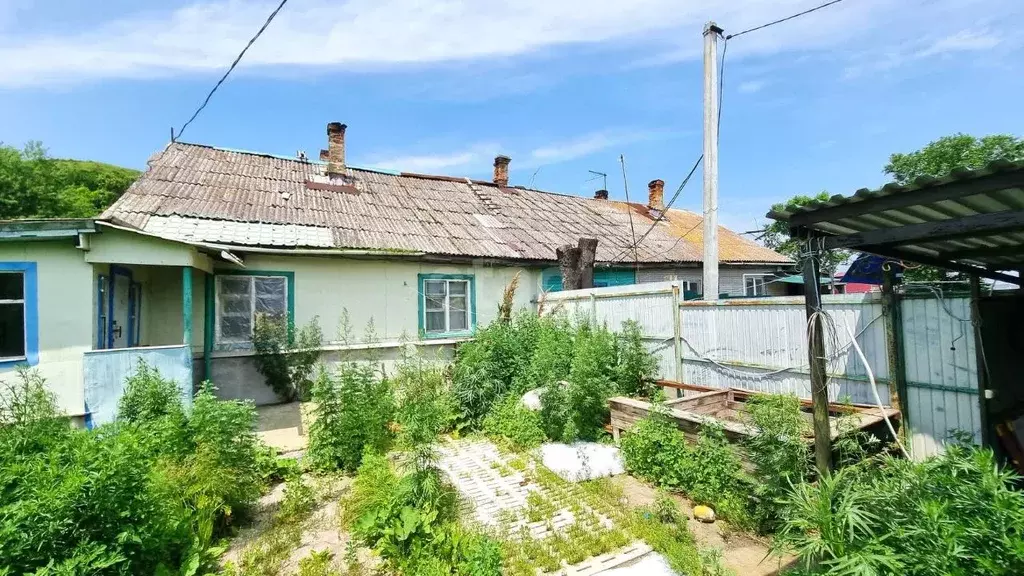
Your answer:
418,274 -> 476,339
0,262 -> 39,368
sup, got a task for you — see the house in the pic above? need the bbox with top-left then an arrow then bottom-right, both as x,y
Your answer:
0,122 -> 789,420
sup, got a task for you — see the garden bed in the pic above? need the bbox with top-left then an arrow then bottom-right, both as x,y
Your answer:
609,386 -> 901,449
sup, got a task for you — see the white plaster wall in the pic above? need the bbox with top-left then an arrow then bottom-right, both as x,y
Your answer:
217,255 -> 541,343
0,240 -> 93,415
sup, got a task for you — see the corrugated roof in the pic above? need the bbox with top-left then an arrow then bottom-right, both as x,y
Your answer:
767,159 -> 1024,271
102,142 -> 789,265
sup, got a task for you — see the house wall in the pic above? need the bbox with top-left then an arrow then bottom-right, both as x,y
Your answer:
0,240 -> 94,415
637,266 -> 788,297
203,255 -> 541,403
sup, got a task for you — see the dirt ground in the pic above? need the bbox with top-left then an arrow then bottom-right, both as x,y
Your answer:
609,476 -> 797,576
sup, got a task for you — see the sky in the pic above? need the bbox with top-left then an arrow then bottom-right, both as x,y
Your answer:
1,0 -> 1023,234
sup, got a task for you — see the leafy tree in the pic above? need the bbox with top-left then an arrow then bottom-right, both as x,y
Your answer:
884,133 -> 1024,185
762,191 -> 851,281
0,141 -> 138,219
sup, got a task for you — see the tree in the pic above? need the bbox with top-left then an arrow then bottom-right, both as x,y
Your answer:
0,141 -> 138,220
885,133 -> 1024,185
884,134 -> 1024,281
762,191 -> 851,282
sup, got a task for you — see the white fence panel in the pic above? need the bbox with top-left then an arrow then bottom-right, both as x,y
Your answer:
678,295 -> 889,405
900,297 -> 981,458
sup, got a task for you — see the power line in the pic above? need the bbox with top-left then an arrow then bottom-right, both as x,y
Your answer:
619,155 -> 640,272
726,0 -> 846,40
173,0 -> 290,142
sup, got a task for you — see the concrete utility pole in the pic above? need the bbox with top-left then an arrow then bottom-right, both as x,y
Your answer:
702,21 -> 723,300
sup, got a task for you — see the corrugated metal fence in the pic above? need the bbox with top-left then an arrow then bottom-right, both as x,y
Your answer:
540,281 -> 981,459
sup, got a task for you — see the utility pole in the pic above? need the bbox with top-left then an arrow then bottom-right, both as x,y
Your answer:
702,21 -> 723,300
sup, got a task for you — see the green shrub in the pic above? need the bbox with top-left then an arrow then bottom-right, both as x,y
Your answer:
743,393 -> 810,533
619,407 -> 749,526
614,319 -> 658,398
563,322 -> 616,441
118,359 -> 184,423
0,368 -> 266,576
483,394 -> 546,450
307,363 -> 393,473
775,444 -> 1024,576
252,315 -> 324,402
526,316 -> 574,391
393,351 -> 456,450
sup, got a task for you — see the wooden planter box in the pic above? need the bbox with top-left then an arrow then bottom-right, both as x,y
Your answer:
609,384 -> 901,455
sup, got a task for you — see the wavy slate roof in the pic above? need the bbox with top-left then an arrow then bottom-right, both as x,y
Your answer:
102,142 -> 789,265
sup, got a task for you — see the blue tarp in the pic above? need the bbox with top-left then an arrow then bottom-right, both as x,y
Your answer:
841,254 -> 901,285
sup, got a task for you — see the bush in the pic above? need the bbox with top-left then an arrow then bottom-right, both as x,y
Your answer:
614,319 -> 658,398
307,363 -> 393,473
563,322 -> 616,441
743,393 -> 810,533
451,312 -> 541,427
619,405 -> 749,525
775,444 -> 1024,576
252,315 -> 323,402
0,367 -> 266,575
483,395 -> 546,451
393,348 -> 456,450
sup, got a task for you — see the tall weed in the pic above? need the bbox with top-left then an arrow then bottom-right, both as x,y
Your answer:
744,393 -> 810,533
614,319 -> 658,398
307,363 -> 393,473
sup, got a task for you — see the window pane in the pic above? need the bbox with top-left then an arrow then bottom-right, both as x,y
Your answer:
425,295 -> 445,312
450,295 -> 467,312
0,302 -> 25,357
219,276 -> 251,298
425,310 -> 446,332
222,295 -> 250,314
0,273 -> 23,300
254,277 -> 287,316
221,315 -> 251,341
449,281 -> 467,296
449,310 -> 468,331
425,280 -> 446,297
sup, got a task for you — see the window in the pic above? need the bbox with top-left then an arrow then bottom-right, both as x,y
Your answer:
682,280 -> 701,295
744,274 -> 770,296
0,272 -> 26,359
215,274 -> 290,345
419,275 -> 474,337
0,262 -> 37,367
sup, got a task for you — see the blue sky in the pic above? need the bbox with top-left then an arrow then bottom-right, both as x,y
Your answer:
1,0 -> 1023,233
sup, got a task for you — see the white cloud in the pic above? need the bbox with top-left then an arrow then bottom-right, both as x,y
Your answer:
844,27 -> 1007,78
737,80 -> 766,93
0,0 -> 993,87
528,129 -> 671,165
915,30 -> 1001,58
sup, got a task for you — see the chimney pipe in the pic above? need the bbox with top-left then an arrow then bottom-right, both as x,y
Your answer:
594,189 -> 609,200
326,122 -> 347,176
493,155 -> 511,187
648,179 -> 665,211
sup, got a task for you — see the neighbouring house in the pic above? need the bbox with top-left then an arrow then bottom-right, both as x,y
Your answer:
0,122 -> 789,420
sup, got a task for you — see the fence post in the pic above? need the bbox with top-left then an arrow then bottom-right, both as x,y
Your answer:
881,267 -> 907,420
802,238 -> 833,475
671,282 -> 683,392
970,275 -> 990,447
589,292 -> 597,325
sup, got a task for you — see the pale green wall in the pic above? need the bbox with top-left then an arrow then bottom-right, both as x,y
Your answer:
142,266 -> 205,351
0,240 -> 93,415
211,255 -> 541,344
85,227 -> 212,272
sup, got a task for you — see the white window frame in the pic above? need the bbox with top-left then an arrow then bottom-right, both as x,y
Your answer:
0,271 -> 26,361
215,275 -> 289,346
422,278 -> 471,335
743,274 -> 771,296
682,280 -> 701,294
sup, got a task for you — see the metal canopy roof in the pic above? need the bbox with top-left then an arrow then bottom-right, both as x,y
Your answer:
767,160 -> 1024,284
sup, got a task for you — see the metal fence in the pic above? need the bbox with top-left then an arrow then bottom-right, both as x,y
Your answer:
540,281 -> 981,459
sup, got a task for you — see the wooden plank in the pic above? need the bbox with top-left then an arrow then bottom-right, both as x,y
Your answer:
665,389 -> 730,408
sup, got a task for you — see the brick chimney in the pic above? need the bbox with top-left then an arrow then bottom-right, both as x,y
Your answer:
493,155 -> 511,186
325,122 -> 347,176
594,189 -> 609,200
648,179 -> 665,211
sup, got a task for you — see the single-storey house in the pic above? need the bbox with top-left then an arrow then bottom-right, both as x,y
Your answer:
0,122 -> 789,421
